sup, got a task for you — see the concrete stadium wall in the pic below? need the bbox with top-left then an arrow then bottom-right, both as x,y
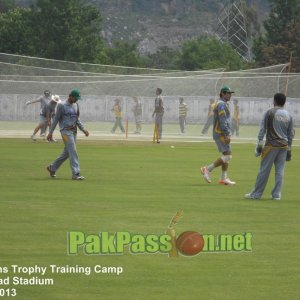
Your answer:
0,94 -> 299,125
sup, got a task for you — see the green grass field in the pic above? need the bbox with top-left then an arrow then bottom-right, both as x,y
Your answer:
0,121 -> 265,138
0,138 -> 299,299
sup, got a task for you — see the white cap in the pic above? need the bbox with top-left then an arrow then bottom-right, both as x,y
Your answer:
51,95 -> 61,103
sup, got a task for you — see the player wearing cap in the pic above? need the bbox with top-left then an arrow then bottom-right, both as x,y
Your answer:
46,89 -> 89,180
30,95 -> 60,142
26,90 -> 52,140
245,93 -> 294,200
200,86 -> 236,185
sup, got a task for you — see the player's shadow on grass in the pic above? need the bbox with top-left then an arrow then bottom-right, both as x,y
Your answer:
189,183 -> 219,187
31,177 -> 76,181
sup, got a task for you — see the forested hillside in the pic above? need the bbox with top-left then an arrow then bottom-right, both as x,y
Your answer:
11,0 -> 269,53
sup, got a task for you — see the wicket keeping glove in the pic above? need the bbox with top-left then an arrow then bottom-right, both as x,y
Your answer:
286,150 -> 292,161
255,141 -> 264,157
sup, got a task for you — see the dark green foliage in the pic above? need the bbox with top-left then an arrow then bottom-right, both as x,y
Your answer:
146,46 -> 178,69
253,0 -> 300,71
105,41 -> 145,67
0,8 -> 35,54
0,0 -> 107,63
176,37 -> 244,71
32,0 -> 105,62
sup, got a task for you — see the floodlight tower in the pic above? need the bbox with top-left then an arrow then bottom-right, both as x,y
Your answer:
215,0 -> 251,61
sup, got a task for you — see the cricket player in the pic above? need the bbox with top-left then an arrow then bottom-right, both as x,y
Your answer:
46,89 -> 89,180
201,98 -> 216,136
152,88 -> 164,142
26,90 -> 52,140
111,98 -> 125,133
30,95 -> 60,142
245,93 -> 294,200
132,97 -> 142,134
179,97 -> 188,134
201,86 -> 236,185
231,99 -> 240,136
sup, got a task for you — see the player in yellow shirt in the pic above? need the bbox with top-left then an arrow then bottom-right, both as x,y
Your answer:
179,97 -> 188,133
201,98 -> 216,135
111,98 -> 125,133
231,99 -> 240,136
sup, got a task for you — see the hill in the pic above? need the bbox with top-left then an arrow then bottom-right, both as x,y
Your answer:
14,0 -> 270,54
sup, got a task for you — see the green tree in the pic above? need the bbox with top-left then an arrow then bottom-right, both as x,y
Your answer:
0,8 -> 35,54
253,0 -> 300,70
264,0 -> 300,44
146,46 -> 178,70
105,41 -> 145,67
0,0 -> 109,63
31,0 -> 106,62
176,37 -> 243,71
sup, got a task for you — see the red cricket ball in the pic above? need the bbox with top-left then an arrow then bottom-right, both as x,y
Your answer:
176,231 -> 205,256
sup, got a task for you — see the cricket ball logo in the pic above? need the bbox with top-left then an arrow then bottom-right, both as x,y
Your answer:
166,210 -> 205,257
166,210 -> 252,257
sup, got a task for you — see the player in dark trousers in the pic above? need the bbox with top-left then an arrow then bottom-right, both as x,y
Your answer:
201,86 -> 236,185
152,88 -> 164,142
46,89 -> 89,180
245,93 -> 294,200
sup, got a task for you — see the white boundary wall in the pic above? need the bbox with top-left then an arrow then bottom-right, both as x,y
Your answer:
0,94 -> 299,125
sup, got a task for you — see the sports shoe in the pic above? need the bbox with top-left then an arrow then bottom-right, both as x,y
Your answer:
200,166 -> 212,183
244,193 -> 260,200
46,165 -> 56,178
219,178 -> 236,185
271,196 -> 281,200
72,173 -> 85,180
31,134 -> 37,141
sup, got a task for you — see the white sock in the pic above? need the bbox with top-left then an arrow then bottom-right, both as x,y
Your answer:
221,171 -> 227,180
207,163 -> 215,172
